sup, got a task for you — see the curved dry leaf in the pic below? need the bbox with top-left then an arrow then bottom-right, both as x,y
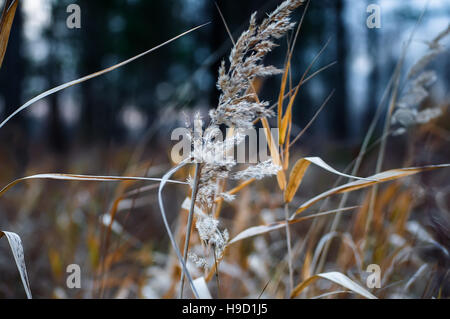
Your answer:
293,163 -> 450,217
284,157 -> 374,203
310,231 -> 362,275
310,290 -> 351,299
158,160 -> 199,299
0,231 -> 32,299
0,173 -> 187,197
291,271 -> 376,299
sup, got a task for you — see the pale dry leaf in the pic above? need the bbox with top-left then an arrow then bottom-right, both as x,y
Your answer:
291,271 -> 376,299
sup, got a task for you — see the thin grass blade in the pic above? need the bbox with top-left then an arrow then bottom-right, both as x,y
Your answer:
0,173 -> 187,198
228,206 -> 357,245
261,117 -> 286,190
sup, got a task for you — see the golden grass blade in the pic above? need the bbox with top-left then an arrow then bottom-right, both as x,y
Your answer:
212,178 -> 256,215
228,206 -> 357,245
0,230 -> 32,299
292,163 -> 450,218
284,157 -> 375,203
280,88 -> 297,145
0,22 -> 209,130
291,271 -> 376,299
0,0 -> 18,68
0,173 -> 187,198
283,116 -> 292,170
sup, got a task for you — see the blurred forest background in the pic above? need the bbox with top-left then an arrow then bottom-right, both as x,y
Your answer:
0,0 -> 449,298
